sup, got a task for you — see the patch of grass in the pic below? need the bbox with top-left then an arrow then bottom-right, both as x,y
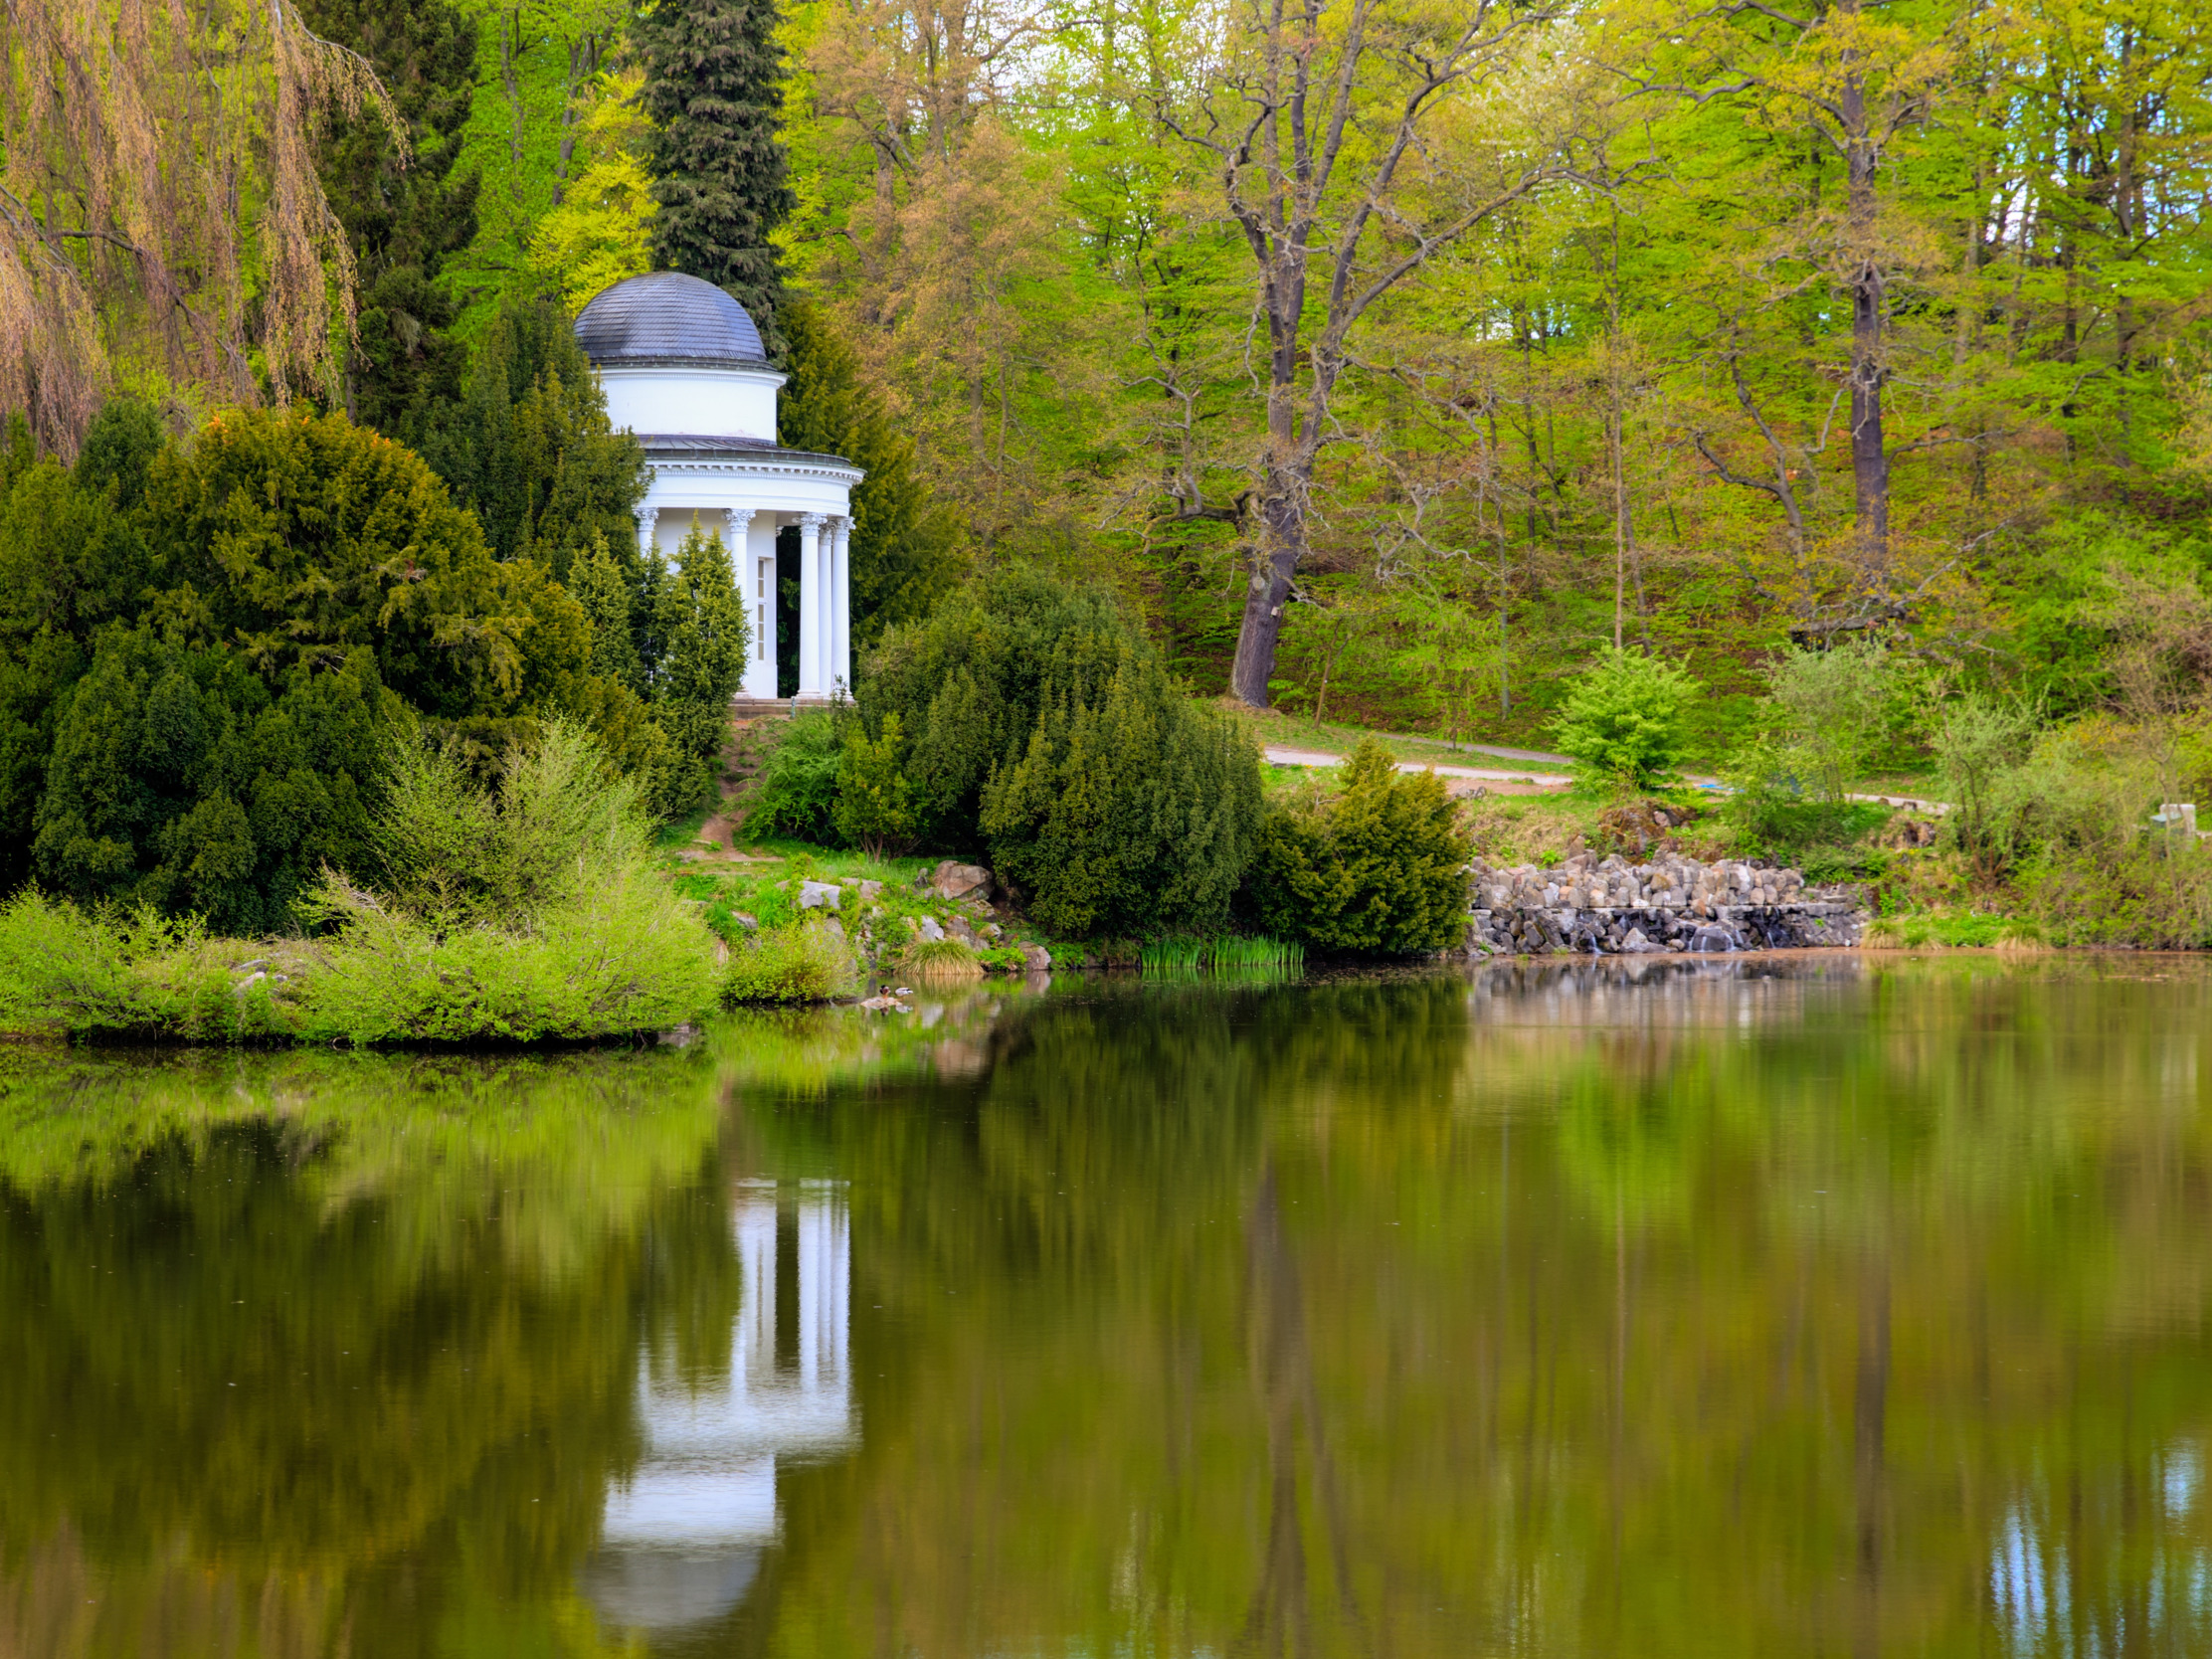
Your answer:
901,937 -> 983,980
1139,937 -> 1204,973
654,808 -> 713,849
1861,908 -> 2020,951
1860,917 -> 1907,951
1138,935 -> 1305,976
1208,936 -> 1303,972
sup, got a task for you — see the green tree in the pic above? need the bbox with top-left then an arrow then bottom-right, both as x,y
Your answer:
636,0 -> 797,336
417,288 -> 648,582
1245,739 -> 1469,953
854,568 -> 1143,849
778,295 -> 962,644
1550,646 -> 1698,788
143,408 -> 591,723
643,528 -> 750,812
299,0 -> 482,436
569,530 -> 645,692
833,710 -> 916,853
979,641 -> 1263,938
31,632 -> 405,932
0,407 -> 163,886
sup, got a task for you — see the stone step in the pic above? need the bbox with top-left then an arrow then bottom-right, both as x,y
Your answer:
729,695 -> 835,716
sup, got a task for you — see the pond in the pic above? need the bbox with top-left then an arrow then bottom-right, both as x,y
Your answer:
4,956 -> 2211,1657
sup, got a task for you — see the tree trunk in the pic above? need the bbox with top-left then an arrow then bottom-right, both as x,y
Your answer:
1230,476 -> 1305,706
1842,67 -> 1890,571
1229,241 -> 1311,707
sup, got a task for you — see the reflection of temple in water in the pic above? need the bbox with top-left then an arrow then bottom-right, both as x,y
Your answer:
581,1180 -> 855,1637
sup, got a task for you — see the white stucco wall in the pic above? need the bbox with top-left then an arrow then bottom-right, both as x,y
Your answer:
600,365 -> 784,442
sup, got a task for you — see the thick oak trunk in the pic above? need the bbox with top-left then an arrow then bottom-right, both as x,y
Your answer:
1230,482 -> 1305,706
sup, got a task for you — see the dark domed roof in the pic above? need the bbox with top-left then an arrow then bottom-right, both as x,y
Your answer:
574,273 -> 769,368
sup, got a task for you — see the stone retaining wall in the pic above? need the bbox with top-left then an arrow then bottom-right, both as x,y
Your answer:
1466,852 -> 1863,956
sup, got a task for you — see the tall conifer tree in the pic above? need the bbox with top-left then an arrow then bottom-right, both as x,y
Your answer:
635,0 -> 797,337
299,0 -> 481,437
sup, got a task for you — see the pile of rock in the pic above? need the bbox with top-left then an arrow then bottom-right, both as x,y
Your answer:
1467,851 -> 1861,956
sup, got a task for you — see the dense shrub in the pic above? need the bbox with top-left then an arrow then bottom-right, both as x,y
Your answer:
842,569 -> 1265,936
722,923 -> 857,1005
1725,639 -> 1912,851
978,640 -> 1261,937
0,892 -> 317,1041
744,709 -> 842,841
1551,645 -> 1696,787
146,407 -> 593,721
851,567 -> 1139,848
306,722 -> 719,1040
32,634 -> 406,934
1929,689 -> 2043,875
1243,740 -> 1469,955
0,400 -> 703,917
832,711 -> 915,853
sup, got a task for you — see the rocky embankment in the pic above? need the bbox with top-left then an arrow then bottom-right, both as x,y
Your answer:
1468,851 -> 1862,956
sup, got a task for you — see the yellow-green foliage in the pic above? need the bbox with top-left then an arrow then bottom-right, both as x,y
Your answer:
3,724 -> 721,1044
308,723 -> 718,1040
901,936 -> 983,980
722,923 -> 857,1005
0,893 -> 318,1041
1247,740 -> 1469,955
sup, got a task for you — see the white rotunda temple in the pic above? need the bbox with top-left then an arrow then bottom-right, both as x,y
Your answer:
575,273 -> 863,701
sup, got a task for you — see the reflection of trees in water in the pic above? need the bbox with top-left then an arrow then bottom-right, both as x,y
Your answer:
0,1051 -> 738,1656
748,964 -> 2212,1658
6,966 -> 2212,1655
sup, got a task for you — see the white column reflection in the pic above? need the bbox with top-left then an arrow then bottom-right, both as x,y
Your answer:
585,1180 -> 855,1636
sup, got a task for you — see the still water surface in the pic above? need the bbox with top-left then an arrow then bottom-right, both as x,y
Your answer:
5,957 -> 2212,1657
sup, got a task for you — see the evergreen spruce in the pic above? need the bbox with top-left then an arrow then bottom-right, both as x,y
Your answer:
635,0 -> 798,338
298,0 -> 481,437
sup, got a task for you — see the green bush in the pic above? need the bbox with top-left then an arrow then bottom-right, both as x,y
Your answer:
305,721 -> 719,1041
1754,638 -> 1907,802
723,924 -> 858,1005
0,892 -> 314,1041
1550,646 -> 1696,788
833,710 -> 916,853
1933,693 -> 2043,870
1243,740 -> 1469,955
978,639 -> 1263,938
743,709 -> 844,842
852,567 -> 1143,848
306,869 -> 719,1042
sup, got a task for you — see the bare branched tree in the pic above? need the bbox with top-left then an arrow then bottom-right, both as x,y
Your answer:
1155,0 -> 1572,706
0,0 -> 401,455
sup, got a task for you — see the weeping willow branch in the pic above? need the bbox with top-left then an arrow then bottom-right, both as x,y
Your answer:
0,0 -> 404,456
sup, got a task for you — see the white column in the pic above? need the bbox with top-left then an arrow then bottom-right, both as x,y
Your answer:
744,515 -> 777,699
796,512 -> 827,697
723,509 -> 764,699
830,515 -> 852,694
634,503 -> 658,560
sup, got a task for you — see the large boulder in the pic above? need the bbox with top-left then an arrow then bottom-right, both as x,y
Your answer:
929,861 -> 993,901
